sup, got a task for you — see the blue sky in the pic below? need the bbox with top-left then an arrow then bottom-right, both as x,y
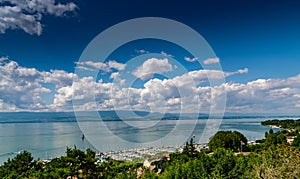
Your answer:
0,0 -> 300,114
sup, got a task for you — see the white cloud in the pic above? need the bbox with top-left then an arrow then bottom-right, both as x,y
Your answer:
215,75 -> 300,113
74,65 -> 95,71
225,68 -> 248,77
160,51 -> 173,57
201,83 -> 297,114
45,70 -> 300,114
110,72 -> 120,80
167,98 -> 181,105
136,49 -> 149,54
237,68 -> 248,74
43,70 -> 77,88
0,56 -> 8,63
177,69 -> 224,85
184,57 -> 198,62
53,77 -> 116,111
110,72 -> 125,85
132,58 -> 173,80
140,69 -> 230,113
1,57 -> 300,114
0,59 -> 50,110
75,61 -> 110,72
0,58 -> 77,111
203,57 -> 220,65
0,0 -> 77,35
75,60 -> 126,72
108,60 -> 126,71
0,58 -> 249,113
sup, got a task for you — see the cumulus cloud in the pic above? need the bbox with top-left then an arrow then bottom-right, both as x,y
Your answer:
109,69 -> 300,113
0,0 -> 77,35
53,77 -> 117,111
184,57 -> 198,62
53,68 -> 230,112
203,57 -> 220,65
167,98 -> 181,105
75,60 -> 126,72
1,57 -> 300,114
108,60 -> 126,71
110,72 -> 125,85
219,76 -> 300,113
43,70 -> 77,88
0,57 -> 79,111
132,58 -> 173,80
0,58 -> 50,110
139,68 -> 232,113
0,56 -> 8,63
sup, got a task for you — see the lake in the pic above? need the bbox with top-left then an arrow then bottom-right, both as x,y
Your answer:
0,112 -> 285,164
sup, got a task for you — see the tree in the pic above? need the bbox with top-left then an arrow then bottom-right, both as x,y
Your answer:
160,156 -> 210,179
182,137 -> 197,157
0,151 -> 34,178
251,145 -> 300,178
292,134 -> 300,147
265,132 -> 287,146
208,131 -> 247,152
210,148 -> 237,178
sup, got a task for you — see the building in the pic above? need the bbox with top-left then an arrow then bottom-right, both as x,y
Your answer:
287,136 -> 296,145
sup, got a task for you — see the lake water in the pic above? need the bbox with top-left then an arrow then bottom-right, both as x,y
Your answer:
0,112 -> 285,164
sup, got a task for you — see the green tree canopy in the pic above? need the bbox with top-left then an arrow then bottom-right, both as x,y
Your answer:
208,131 -> 247,152
0,151 -> 34,178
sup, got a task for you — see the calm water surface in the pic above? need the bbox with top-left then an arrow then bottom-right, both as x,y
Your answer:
0,113 -> 284,164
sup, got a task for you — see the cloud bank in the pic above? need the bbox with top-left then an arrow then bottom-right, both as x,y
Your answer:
1,57 -> 300,114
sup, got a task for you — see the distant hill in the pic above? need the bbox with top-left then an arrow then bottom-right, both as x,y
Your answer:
0,112 -> 76,123
0,111 -> 299,123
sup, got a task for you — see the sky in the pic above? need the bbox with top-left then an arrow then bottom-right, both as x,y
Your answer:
0,0 -> 300,114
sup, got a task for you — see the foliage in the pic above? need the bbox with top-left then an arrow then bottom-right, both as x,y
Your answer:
250,145 -> 300,178
0,151 -> 34,178
158,151 -> 210,179
261,119 -> 300,130
265,132 -> 287,146
144,147 -> 252,179
182,137 -> 198,158
208,130 -> 247,152
0,147 -> 140,178
292,134 -> 300,147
